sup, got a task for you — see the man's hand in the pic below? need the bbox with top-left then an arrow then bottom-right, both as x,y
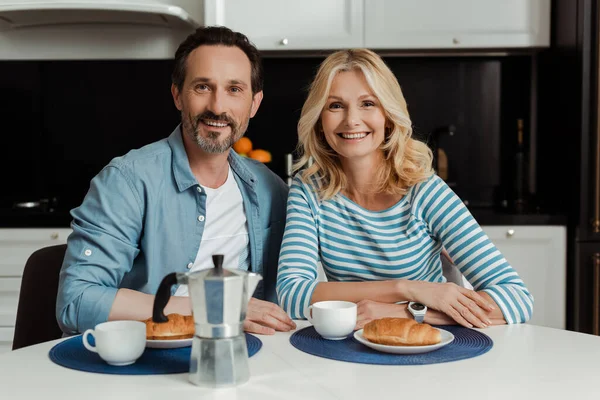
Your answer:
356,300 -> 409,330
243,298 -> 297,335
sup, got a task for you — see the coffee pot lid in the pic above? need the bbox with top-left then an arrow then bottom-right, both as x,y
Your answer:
207,254 -> 236,277
188,254 -> 244,281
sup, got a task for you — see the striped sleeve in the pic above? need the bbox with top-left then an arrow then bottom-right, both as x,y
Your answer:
276,176 -> 321,319
414,175 -> 534,324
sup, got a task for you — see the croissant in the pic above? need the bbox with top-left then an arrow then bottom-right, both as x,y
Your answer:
142,313 -> 195,340
363,318 -> 441,346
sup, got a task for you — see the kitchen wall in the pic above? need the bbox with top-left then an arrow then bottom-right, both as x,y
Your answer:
0,54 -> 533,226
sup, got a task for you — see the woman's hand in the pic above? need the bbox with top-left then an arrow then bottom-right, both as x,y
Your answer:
355,300 -> 409,330
409,281 -> 495,328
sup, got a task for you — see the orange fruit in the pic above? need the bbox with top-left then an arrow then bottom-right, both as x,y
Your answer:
248,149 -> 272,163
233,137 -> 253,154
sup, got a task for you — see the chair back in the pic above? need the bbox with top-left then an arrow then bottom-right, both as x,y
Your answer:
316,255 -> 466,286
12,244 -> 67,350
441,253 -> 464,286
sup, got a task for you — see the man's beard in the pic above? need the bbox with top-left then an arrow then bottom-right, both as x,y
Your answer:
183,110 -> 250,154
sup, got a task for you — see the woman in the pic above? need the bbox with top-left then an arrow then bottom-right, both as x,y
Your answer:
276,49 -> 533,329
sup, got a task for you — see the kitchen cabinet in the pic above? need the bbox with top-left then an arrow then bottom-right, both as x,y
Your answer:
204,0 -> 549,51
573,243 -> 600,335
317,225 -> 565,329
481,225 -> 566,329
0,228 -> 71,353
203,0 -> 364,50
365,0 -> 550,49
0,0 -> 203,60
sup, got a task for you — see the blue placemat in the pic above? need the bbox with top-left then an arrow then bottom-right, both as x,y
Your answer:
290,325 -> 492,365
49,333 -> 262,375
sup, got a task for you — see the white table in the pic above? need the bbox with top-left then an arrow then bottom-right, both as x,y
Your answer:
1,321 -> 600,400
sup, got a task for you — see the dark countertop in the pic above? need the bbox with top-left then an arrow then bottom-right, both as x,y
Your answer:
468,208 -> 568,226
0,208 -> 568,228
0,211 -> 73,228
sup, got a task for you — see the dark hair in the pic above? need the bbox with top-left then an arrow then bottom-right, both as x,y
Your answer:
172,26 -> 263,94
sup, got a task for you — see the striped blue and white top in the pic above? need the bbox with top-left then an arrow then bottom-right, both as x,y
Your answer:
276,174 -> 533,324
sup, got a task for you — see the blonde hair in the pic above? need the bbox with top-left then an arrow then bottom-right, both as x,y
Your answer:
294,49 -> 434,200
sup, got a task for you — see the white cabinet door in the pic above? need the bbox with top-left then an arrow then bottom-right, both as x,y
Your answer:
204,0 -> 364,50
0,327 -> 15,354
481,225 -> 566,329
365,0 -> 550,49
0,229 -> 71,276
0,228 -> 71,354
0,278 -> 21,327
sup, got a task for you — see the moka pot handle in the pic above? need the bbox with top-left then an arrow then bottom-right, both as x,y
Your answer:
152,272 -> 185,323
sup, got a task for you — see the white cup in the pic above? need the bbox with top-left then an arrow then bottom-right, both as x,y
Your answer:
82,321 -> 146,366
307,301 -> 357,340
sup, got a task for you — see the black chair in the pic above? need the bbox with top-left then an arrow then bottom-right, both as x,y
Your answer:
12,244 -> 67,350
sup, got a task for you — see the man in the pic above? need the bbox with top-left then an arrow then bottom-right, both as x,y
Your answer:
56,26 -> 295,335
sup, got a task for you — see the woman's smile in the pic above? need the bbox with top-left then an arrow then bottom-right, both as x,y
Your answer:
337,131 -> 371,140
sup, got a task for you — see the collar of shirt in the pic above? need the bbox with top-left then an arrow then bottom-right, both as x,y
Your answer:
167,125 -> 258,193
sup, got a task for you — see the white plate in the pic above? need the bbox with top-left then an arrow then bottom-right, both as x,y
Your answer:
353,328 -> 454,354
146,338 -> 193,349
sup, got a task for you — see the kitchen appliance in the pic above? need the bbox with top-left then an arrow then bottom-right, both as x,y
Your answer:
12,197 -> 59,213
430,124 -> 457,187
427,121 -> 502,209
538,0 -> 600,334
152,254 -> 262,387
0,0 -> 201,60
509,119 -> 530,214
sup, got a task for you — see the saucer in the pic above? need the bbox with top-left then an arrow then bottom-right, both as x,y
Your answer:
353,328 -> 454,354
146,338 -> 192,349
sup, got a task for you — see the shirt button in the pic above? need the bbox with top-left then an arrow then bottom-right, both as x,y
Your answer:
187,263 -> 193,269
198,215 -> 205,222
197,187 -> 202,193
84,249 -> 92,256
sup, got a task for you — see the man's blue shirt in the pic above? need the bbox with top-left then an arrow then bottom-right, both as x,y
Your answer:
56,126 -> 288,333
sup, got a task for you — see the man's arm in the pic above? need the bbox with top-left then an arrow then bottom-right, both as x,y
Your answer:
56,164 -> 145,333
108,289 -> 192,322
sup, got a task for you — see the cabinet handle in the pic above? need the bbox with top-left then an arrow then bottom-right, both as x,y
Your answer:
50,232 -> 59,240
280,38 -> 289,46
506,229 -> 515,238
594,253 -> 600,336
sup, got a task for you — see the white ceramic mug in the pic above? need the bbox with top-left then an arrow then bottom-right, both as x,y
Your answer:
82,320 -> 146,366
307,301 -> 357,340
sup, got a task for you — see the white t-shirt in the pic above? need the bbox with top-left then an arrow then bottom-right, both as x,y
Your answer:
175,166 -> 250,296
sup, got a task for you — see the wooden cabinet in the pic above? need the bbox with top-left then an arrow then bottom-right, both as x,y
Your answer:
573,243 -> 600,335
0,228 -> 71,353
364,0 -> 550,49
481,225 -> 566,329
203,0 -> 364,50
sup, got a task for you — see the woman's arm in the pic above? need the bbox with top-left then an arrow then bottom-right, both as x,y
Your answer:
355,297 -> 503,330
310,279 -> 411,304
276,178 -> 322,318
277,178 -> 416,318
423,176 -> 533,324
277,177 -> 498,325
